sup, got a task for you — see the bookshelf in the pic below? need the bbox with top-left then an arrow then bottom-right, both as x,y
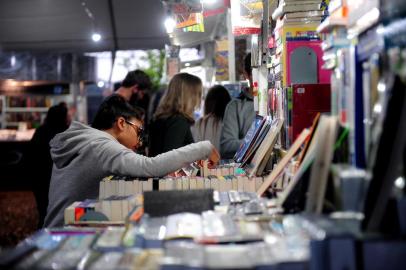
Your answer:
0,95 -> 52,129
0,81 -> 71,129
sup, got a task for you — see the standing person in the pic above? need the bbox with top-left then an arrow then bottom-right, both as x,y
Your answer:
44,95 -> 219,227
220,53 -> 256,159
26,103 -> 71,228
149,73 -> 203,157
192,85 -> 231,151
115,69 -> 152,124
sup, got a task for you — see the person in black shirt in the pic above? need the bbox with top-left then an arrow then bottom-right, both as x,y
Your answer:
149,73 -> 202,156
27,103 -> 70,228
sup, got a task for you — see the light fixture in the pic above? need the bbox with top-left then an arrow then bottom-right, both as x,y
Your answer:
395,176 -> 405,189
201,0 -> 216,4
185,63 -> 191,67
97,81 -> 105,88
10,55 -> 16,67
92,32 -> 102,42
165,17 -> 176,34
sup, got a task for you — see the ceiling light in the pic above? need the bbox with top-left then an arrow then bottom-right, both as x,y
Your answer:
11,55 -> 16,67
185,63 -> 191,67
165,17 -> 176,34
201,0 -> 216,4
97,81 -> 105,88
92,33 -> 102,42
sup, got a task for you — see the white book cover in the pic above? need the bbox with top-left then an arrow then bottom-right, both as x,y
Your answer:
101,200 -> 112,221
190,178 -> 197,190
176,178 -> 183,190
232,177 -> 238,190
159,179 -> 166,191
99,181 -> 105,199
204,178 -> 211,189
110,200 -> 122,221
182,177 -> 190,190
125,181 -> 133,196
196,177 -> 205,189
132,180 -> 140,194
237,176 -> 245,192
243,177 -> 256,192
210,178 -> 219,191
225,179 -> 233,191
121,199 -> 129,220
219,178 -> 227,192
118,180 -> 125,196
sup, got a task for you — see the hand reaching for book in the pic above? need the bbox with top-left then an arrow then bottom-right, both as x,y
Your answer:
208,146 -> 220,167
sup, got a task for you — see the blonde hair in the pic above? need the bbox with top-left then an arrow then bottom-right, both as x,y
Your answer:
154,73 -> 202,122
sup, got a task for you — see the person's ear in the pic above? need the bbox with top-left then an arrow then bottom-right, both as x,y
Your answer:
116,117 -> 126,131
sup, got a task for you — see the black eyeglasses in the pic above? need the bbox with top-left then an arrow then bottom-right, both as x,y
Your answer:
125,120 -> 144,143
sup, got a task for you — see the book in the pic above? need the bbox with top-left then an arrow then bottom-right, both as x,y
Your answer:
233,115 -> 264,163
245,118 -> 284,177
305,115 -> 339,214
257,128 -> 310,196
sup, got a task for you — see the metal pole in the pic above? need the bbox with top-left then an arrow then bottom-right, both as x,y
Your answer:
227,8 -> 236,83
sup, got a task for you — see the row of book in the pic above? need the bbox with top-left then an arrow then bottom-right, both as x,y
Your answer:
6,96 -> 51,108
66,190 -> 261,225
99,175 -> 266,200
64,195 -> 140,224
173,161 -> 244,178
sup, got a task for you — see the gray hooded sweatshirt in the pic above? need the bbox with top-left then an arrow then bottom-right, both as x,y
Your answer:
44,121 -> 212,227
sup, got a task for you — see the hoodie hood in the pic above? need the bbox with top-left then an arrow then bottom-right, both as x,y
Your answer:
50,121 -> 115,169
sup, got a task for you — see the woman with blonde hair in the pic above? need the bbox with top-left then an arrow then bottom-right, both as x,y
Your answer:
149,73 -> 203,156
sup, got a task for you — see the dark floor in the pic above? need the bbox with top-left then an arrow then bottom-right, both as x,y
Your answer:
0,191 -> 38,248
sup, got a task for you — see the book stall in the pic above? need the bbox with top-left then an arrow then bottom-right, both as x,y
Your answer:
1,0 -> 406,269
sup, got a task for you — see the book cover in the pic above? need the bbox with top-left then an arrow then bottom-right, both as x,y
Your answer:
233,115 -> 264,163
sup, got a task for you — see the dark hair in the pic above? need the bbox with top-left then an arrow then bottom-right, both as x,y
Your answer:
44,103 -> 69,132
204,85 -> 231,120
92,94 -> 143,130
244,53 -> 252,76
121,69 -> 152,90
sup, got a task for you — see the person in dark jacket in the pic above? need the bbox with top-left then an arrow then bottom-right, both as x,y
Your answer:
220,53 -> 256,158
27,103 -> 70,228
149,73 -> 203,157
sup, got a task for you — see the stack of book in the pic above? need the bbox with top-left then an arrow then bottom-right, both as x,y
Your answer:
269,0 -> 331,150
64,195 -> 140,224
233,116 -> 284,176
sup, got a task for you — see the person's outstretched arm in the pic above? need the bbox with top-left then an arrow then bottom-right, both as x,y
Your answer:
96,139 -> 217,177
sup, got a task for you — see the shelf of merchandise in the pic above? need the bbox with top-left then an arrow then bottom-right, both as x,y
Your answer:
0,95 -> 51,129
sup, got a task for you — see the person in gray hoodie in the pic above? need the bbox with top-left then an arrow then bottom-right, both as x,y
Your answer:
220,53 -> 256,159
44,95 -> 219,227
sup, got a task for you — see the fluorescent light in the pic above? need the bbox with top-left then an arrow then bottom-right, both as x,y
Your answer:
185,63 -> 191,67
92,33 -> 102,42
164,17 -> 176,34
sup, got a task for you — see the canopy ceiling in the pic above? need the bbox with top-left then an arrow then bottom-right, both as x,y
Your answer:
0,0 -> 171,52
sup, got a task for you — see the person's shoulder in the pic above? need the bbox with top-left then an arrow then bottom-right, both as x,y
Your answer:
226,98 -> 240,107
170,114 -> 193,125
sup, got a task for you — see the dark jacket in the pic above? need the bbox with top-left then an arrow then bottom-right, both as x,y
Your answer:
27,123 -> 68,228
149,114 -> 194,157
